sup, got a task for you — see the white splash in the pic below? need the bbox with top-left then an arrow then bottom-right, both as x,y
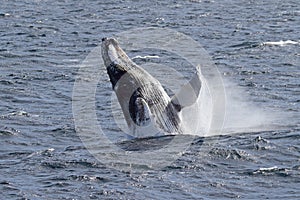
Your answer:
181,74 -> 213,136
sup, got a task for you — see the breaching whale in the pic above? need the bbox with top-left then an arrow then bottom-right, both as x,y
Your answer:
101,37 -> 202,137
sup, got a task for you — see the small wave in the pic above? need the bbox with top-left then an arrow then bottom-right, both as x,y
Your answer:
209,147 -> 253,160
252,135 -> 275,150
0,181 -> 19,193
0,111 -> 30,120
228,42 -> 261,49
132,55 -> 160,60
262,40 -> 299,46
64,145 -> 86,151
0,127 -> 19,136
68,174 -> 108,182
250,166 -> 294,177
257,166 -> 279,172
0,13 -> 11,17
0,80 -> 14,85
116,135 -> 175,151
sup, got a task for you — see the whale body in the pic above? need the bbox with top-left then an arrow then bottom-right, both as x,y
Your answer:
101,37 -> 202,137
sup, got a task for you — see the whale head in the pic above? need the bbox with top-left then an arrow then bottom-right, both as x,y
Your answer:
101,37 -> 134,89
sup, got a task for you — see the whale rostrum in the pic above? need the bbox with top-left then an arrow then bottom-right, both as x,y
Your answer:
101,37 -> 202,137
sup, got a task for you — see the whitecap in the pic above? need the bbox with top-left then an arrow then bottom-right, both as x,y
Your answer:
258,166 -> 278,171
262,40 -> 299,46
132,55 -> 160,59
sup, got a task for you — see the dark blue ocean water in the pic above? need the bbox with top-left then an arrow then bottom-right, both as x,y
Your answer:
1,0 -> 299,199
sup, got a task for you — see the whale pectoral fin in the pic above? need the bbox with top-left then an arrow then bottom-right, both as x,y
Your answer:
171,71 -> 201,111
129,97 -> 152,126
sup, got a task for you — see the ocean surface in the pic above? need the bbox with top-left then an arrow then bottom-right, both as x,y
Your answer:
1,0 -> 299,199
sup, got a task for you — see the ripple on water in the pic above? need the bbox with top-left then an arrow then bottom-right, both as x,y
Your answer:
0,0 -> 299,199
0,127 -> 20,136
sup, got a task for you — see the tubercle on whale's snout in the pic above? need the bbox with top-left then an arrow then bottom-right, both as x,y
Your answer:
101,37 -> 119,49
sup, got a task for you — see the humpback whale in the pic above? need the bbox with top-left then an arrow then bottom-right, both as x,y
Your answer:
101,37 -> 202,137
